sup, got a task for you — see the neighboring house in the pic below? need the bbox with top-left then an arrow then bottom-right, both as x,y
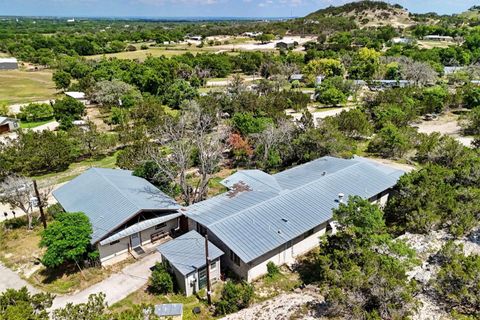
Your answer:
157,231 -> 223,296
444,66 -> 465,75
0,117 -> 20,134
391,37 -> 413,45
153,304 -> 183,319
65,91 -> 88,105
276,41 -> 297,50
185,156 -> 404,282
243,32 -> 262,38
53,168 -> 182,265
424,35 -> 454,42
0,58 -> 18,70
187,35 -> 202,41
289,74 -> 304,82
472,80 -> 480,85
354,79 -> 414,89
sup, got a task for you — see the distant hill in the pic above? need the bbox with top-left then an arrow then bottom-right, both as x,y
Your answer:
459,6 -> 480,20
305,1 -> 415,28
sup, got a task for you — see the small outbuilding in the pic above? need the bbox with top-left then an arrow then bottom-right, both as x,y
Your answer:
65,91 -> 88,105
154,304 -> 183,320
157,230 -> 224,296
0,117 -> 20,134
276,41 -> 297,50
0,58 -> 18,70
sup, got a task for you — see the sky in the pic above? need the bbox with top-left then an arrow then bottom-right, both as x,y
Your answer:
0,0 -> 478,18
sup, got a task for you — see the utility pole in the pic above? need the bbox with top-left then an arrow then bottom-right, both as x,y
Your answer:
33,180 -> 47,229
205,233 -> 212,306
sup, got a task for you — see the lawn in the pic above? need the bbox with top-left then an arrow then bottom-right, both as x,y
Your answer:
0,219 -> 134,294
32,151 -> 119,188
19,119 -> 55,129
110,286 -> 218,320
85,46 -> 226,61
0,70 -> 57,105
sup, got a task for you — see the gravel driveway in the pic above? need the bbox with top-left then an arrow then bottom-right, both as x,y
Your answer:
51,251 -> 161,310
0,263 -> 38,293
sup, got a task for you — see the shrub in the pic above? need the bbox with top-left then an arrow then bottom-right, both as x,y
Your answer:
215,281 -> 254,315
47,203 -> 64,219
18,103 -> 54,122
4,216 -> 39,229
149,262 -> 174,294
266,261 -> 280,278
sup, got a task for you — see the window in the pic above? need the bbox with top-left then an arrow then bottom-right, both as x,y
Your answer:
155,222 -> 167,230
109,240 -> 120,246
210,261 -> 217,271
230,250 -> 240,266
304,228 -> 314,239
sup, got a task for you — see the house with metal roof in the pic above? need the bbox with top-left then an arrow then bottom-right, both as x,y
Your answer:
0,117 -> 20,134
157,230 -> 223,296
185,156 -> 404,281
53,168 -> 182,265
0,58 -> 18,70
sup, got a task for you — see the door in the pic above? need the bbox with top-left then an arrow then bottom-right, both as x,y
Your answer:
130,232 -> 141,248
198,267 -> 207,289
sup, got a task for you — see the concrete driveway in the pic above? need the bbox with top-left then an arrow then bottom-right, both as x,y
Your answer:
51,251 -> 161,310
0,263 -> 38,293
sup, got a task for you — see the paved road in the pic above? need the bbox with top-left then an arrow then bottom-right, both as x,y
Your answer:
0,263 -> 38,293
51,251 -> 161,309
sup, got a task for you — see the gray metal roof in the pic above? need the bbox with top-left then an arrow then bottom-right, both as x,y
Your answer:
157,230 -> 224,276
186,156 -> 404,263
53,168 -> 180,244
0,117 -> 18,124
99,212 -> 182,245
221,170 -> 282,192
154,304 -> 183,317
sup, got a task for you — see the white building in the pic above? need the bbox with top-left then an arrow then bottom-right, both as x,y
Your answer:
0,58 -> 18,70
185,156 -> 404,282
53,168 -> 183,266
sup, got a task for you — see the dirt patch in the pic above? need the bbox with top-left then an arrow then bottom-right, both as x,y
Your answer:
414,113 -> 473,147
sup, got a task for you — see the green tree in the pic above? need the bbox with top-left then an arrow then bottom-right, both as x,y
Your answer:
330,109 -> 373,139
299,196 -> 419,319
162,79 -> 198,109
52,293 -> 107,320
367,123 -> 414,158
256,34 -> 275,44
462,85 -> 480,109
316,87 -> 346,106
231,112 -> 273,136
18,103 -> 54,122
52,70 -> 72,91
215,281 -> 254,315
461,106 -> 480,135
148,262 -> 173,294
303,58 -> 344,84
53,97 -> 85,130
0,287 -> 53,320
432,242 -> 480,317
40,212 -> 93,268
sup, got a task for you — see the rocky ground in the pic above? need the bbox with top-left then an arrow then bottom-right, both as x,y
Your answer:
221,286 -> 323,320
399,227 -> 480,320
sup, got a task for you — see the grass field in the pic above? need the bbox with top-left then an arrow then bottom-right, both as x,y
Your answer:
0,70 -> 57,105
85,46 -> 230,61
19,119 -> 55,129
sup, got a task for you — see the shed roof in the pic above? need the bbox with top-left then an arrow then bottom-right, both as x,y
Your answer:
154,303 -> 183,317
0,117 -> 18,125
65,91 -> 86,99
0,58 -> 17,63
157,230 -> 224,276
186,156 -> 404,263
53,168 -> 180,244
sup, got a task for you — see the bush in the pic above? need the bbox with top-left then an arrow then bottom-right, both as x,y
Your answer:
215,281 -> 254,315
4,216 -> 38,229
18,103 -> 54,122
149,262 -> 174,294
47,203 -> 64,219
267,261 -> 280,278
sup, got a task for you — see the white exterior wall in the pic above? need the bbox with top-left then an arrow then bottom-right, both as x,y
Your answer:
246,223 -> 327,282
169,258 -> 221,296
98,218 -> 179,265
